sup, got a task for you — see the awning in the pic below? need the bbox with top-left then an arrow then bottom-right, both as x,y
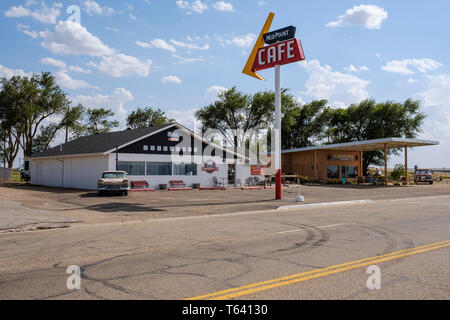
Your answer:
282,138 -> 439,154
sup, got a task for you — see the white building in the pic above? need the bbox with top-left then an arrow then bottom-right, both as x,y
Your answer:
30,123 -> 265,190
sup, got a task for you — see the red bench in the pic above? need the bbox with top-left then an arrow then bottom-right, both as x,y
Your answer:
169,180 -> 185,188
131,180 -> 149,189
168,180 -> 192,191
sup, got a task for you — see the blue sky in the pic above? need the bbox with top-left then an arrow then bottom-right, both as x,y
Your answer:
1,0 -> 449,168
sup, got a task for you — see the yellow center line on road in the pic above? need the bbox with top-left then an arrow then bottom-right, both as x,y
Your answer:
186,239 -> 450,300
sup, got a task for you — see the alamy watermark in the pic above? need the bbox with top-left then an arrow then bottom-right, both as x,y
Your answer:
66,265 -> 81,290
366,265 -> 381,290
67,5 -> 81,25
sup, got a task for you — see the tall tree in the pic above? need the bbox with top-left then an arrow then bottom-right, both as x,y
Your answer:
31,104 -> 86,154
282,99 -> 332,149
0,73 -> 70,157
126,107 -> 174,129
62,104 -> 86,141
195,87 -> 300,149
32,123 -> 61,154
84,108 -> 119,135
0,77 -> 24,166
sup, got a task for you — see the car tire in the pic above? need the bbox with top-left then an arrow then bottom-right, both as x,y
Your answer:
99,191 -> 105,196
430,181 -> 433,185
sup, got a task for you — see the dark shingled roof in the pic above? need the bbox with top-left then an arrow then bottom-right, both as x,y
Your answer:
31,123 -> 176,158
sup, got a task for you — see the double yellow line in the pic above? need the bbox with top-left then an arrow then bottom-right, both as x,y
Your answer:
187,239 -> 450,300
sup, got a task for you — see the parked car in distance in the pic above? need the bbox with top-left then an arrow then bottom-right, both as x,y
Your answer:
98,171 -> 130,196
413,169 -> 434,184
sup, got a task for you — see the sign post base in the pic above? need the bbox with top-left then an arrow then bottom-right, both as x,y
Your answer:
276,169 -> 282,200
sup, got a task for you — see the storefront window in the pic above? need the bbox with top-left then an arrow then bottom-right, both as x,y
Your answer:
347,166 -> 358,178
118,161 -> 145,175
146,162 -> 172,176
173,163 -> 198,176
327,165 -> 339,179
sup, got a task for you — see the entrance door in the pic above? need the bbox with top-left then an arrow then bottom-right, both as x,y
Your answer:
228,164 -> 236,185
341,165 -> 347,184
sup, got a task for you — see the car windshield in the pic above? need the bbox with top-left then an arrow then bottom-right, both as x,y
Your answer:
102,172 -> 125,179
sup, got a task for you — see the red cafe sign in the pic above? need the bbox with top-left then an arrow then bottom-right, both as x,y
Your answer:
252,38 -> 305,72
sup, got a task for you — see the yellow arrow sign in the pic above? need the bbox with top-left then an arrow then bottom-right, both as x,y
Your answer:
242,12 -> 274,80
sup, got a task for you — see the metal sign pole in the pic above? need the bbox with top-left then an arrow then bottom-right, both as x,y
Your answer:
275,65 -> 282,200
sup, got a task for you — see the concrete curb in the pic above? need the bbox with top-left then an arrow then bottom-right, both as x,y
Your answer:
277,199 -> 374,210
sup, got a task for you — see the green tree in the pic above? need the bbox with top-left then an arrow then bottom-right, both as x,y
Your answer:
0,76 -> 24,167
62,104 -> 86,142
390,164 -> 405,181
127,107 -> 174,129
84,108 -> 119,135
0,73 -> 70,157
31,104 -> 87,154
195,87 -> 300,149
282,99 -> 332,149
32,123 -> 61,154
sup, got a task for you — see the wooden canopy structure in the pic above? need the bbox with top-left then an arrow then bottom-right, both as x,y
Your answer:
282,138 -> 439,186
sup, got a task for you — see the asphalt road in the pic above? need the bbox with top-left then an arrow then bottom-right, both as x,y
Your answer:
0,194 -> 449,300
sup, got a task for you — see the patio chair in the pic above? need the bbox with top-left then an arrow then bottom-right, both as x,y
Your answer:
213,176 -> 224,187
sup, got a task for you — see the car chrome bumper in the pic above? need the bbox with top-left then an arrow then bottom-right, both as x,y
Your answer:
98,186 -> 130,191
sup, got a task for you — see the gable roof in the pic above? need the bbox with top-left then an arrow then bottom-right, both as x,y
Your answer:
31,123 -> 176,159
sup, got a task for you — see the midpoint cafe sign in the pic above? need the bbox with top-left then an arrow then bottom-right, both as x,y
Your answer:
263,25 -> 296,44
252,38 -> 305,71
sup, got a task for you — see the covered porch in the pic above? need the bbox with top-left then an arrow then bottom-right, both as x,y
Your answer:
282,138 -> 439,186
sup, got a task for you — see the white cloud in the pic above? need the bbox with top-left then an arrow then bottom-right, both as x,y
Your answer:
176,1 -> 189,9
224,33 -> 256,48
344,64 -> 370,72
0,64 -> 31,79
257,1 -> 266,6
382,58 -> 442,75
344,64 -> 358,73
206,85 -> 228,96
176,0 -> 207,14
68,65 -> 92,74
72,88 -> 133,128
407,78 -> 417,84
299,59 -> 370,108
4,2 -> 62,24
40,21 -> 115,56
137,39 -> 177,52
170,39 -> 209,50
17,24 -> 38,39
417,74 -> 450,107
90,53 -> 152,78
166,108 -> 198,130
212,1 -> 234,12
82,0 -> 114,15
172,54 -> 205,64
191,0 -> 208,13
326,5 -> 388,30
54,71 -> 97,90
162,75 -> 182,84
295,96 -> 305,106
41,57 -> 67,68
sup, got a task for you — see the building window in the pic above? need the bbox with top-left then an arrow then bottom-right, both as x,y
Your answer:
173,163 -> 198,176
347,166 -> 358,178
118,161 -> 145,175
146,162 -> 172,176
327,165 -> 339,179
